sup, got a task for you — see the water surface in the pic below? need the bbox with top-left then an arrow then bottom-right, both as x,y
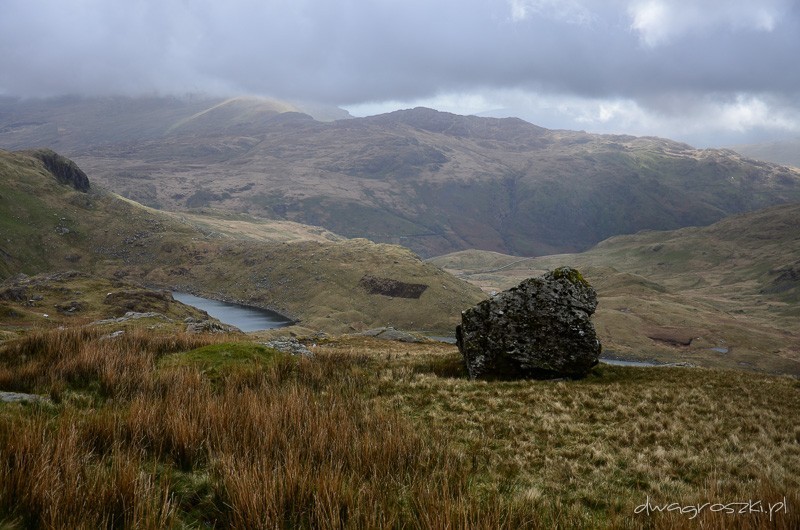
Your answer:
172,292 -> 292,332
600,358 -> 662,367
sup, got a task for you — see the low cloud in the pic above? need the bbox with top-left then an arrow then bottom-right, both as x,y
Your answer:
1,0 -> 798,143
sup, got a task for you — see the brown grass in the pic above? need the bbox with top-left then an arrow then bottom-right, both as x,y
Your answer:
0,327 -> 226,399
0,412 -> 176,529
0,331 -> 797,528
0,329 -> 541,528
320,337 -> 800,529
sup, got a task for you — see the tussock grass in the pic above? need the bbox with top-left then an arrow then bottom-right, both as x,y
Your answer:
0,327 -> 226,399
321,338 -> 800,529
0,331 -> 797,528
0,413 -> 176,529
0,330 -> 538,528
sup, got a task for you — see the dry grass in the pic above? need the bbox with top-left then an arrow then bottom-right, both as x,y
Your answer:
0,331 -> 797,528
320,337 -> 800,529
0,413 -> 176,529
0,330 -> 538,528
0,327 -> 226,399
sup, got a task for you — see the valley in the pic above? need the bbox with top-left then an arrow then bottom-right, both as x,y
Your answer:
0,148 -> 484,337
1,97 -> 798,528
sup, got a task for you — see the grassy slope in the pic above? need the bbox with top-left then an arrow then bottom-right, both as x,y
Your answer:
0,271 -> 226,338
431,203 -> 800,375
1,331 -> 797,528
0,149 -> 485,335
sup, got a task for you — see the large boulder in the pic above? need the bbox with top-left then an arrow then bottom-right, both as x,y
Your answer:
456,267 -> 601,379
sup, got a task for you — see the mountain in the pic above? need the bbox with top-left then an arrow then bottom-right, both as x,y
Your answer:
431,202 -> 800,375
0,148 -> 484,335
0,94 -> 351,159
731,138 -> 800,169
2,97 -> 799,258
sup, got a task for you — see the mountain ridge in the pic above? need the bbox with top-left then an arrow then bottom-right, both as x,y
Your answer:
2,96 -> 800,258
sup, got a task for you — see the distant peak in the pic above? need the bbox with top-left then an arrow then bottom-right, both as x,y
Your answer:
365,106 -> 547,139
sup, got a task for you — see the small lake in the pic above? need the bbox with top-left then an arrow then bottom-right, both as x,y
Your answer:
172,292 -> 292,332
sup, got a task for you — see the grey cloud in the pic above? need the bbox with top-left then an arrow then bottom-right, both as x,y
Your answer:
1,0 -> 798,118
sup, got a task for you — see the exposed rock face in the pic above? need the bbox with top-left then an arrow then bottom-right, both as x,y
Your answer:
27,149 -> 91,192
358,275 -> 428,299
457,267 -> 601,379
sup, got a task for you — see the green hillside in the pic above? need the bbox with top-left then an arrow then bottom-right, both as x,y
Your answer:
0,149 -> 484,335
431,203 -> 800,375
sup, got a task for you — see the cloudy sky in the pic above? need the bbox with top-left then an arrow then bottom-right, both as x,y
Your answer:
2,0 -> 799,146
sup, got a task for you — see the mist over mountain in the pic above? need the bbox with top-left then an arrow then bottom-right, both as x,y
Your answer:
730,137 -> 800,168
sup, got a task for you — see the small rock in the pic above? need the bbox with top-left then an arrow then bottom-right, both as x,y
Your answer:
92,312 -> 173,325
360,327 -> 427,343
185,320 -> 235,334
261,338 -> 313,357
0,391 -> 50,404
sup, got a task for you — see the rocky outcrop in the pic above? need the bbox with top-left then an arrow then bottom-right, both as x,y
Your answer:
359,275 -> 428,299
457,267 -> 601,379
27,149 -> 90,192
184,317 -> 237,334
104,289 -> 173,317
93,311 -> 173,325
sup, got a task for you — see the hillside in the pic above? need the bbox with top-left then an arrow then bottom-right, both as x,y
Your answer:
2,97 -> 799,257
431,203 -> 800,375
0,149 -> 484,335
